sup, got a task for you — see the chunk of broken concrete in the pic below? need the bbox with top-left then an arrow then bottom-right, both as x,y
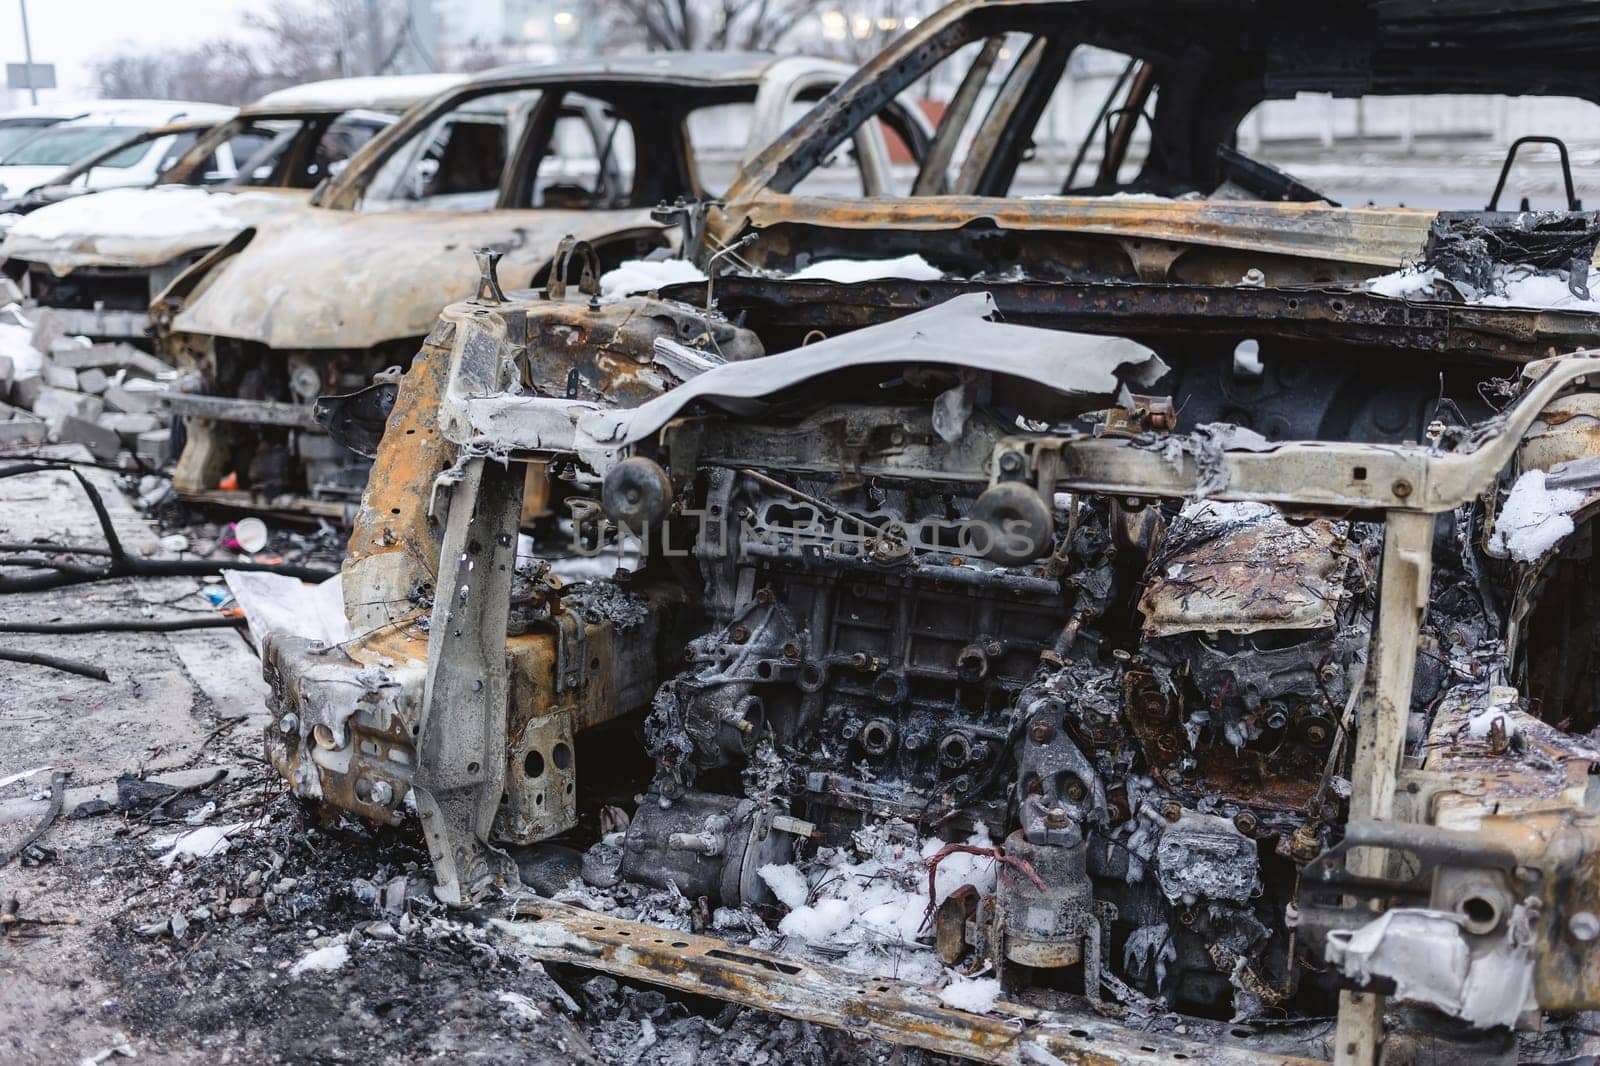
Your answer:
31,386 -> 105,422
48,414 -> 121,460
135,428 -> 172,466
42,363 -> 76,391
0,419 -> 47,447
9,375 -> 42,410
103,384 -> 163,414
101,411 -> 160,439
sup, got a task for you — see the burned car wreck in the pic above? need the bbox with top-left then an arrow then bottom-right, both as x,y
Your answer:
147,53 -> 875,520
257,2 -> 1600,1064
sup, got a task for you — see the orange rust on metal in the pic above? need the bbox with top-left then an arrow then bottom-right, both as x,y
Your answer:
342,321 -> 458,629
1139,516 -> 1349,637
1410,701 -> 1600,1011
1121,671 -> 1320,814
715,193 -> 1437,270
519,298 -> 705,407
497,899 -> 1323,1066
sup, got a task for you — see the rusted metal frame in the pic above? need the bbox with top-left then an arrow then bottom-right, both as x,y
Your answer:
494,899 -> 1323,1066
911,36 -> 1005,196
677,277 -> 1591,363
953,34 -> 1051,195
413,455 -> 526,905
442,355 -> 1597,514
739,13 -> 981,199
722,194 -> 1437,270
1331,509 -> 1435,1066
1094,62 -> 1158,189
165,392 -> 320,429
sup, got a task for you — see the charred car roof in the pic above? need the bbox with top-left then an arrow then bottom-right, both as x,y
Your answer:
733,0 -> 1600,201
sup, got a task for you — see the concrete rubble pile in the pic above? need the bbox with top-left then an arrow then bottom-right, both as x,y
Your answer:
0,276 -> 173,465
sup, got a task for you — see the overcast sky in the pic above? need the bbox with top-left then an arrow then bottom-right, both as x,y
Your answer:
1,0 -> 254,98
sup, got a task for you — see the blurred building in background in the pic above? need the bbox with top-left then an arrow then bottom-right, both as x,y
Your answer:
427,0 -> 600,68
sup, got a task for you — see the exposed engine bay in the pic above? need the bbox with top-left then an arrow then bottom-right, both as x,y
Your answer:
262,259 -> 1600,1063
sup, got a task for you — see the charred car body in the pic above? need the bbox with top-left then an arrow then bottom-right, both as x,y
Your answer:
145,53 -> 880,519
0,74 -> 465,344
262,2 -> 1600,1064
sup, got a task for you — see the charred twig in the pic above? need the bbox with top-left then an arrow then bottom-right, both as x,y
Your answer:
0,770 -> 66,868
0,463 -> 334,591
0,647 -> 111,681
143,768 -> 229,822
0,616 -> 243,634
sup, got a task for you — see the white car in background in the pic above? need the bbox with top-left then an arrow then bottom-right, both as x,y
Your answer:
0,98 -> 172,159
0,74 -> 466,342
0,102 -> 233,199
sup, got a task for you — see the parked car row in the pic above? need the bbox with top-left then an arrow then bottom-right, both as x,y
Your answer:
8,4 -> 1600,1062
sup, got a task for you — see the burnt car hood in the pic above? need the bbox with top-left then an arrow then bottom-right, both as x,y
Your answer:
168,206 -> 659,351
0,185 -> 313,273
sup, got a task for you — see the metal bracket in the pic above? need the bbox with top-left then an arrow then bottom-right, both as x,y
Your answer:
473,247 -> 509,305
544,235 -> 600,300
414,456 -> 526,904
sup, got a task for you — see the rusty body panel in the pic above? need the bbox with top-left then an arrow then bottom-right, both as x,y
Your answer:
716,193 -> 1438,276
497,899 -> 1327,1066
165,206 -> 659,351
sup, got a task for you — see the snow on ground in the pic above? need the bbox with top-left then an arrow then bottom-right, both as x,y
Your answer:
789,253 -> 943,283
288,940 -> 350,977
599,258 -> 707,298
150,820 -> 262,867
756,861 -> 810,910
938,974 -> 1002,1013
1490,469 -> 1587,562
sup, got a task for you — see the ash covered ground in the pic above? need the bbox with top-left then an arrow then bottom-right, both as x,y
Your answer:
0,457 -> 948,1064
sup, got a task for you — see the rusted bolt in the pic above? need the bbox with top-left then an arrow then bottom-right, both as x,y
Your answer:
1064,778 -> 1088,802
1233,811 -> 1259,835
755,588 -> 774,605
1038,649 -> 1064,670
1162,768 -> 1185,787
683,646 -> 697,663
850,652 -> 872,671
1160,801 -> 1183,823
985,640 -> 1002,657
1289,824 -> 1321,863
1177,906 -> 1197,927
782,642 -> 801,660
1305,722 -> 1331,746
1044,806 -> 1072,829
1391,478 -> 1413,499
729,625 -> 750,644
1028,720 -> 1056,744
